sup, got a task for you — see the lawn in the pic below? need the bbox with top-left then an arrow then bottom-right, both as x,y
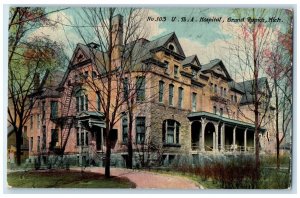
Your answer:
7,170 -> 136,188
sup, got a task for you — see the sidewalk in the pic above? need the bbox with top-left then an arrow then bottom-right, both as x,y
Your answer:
74,167 -> 203,189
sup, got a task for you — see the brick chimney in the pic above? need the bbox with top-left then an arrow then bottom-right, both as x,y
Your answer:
111,14 -> 123,64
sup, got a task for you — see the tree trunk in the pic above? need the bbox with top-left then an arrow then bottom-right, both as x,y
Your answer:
105,127 -> 111,178
275,79 -> 280,169
127,108 -> 133,169
15,127 -> 22,166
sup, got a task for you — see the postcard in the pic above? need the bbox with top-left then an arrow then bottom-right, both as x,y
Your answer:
6,6 -> 293,190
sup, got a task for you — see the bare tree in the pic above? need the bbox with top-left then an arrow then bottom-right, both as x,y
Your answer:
264,11 -> 293,168
71,8 -> 156,177
226,9 -> 287,175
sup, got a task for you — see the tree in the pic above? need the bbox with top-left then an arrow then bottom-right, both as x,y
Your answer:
8,7 -> 67,165
72,8 -> 154,177
264,10 -> 293,168
227,8 -> 286,177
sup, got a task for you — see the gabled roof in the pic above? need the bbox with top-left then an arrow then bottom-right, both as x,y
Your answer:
148,32 -> 186,59
201,59 -> 232,81
182,55 -> 201,70
237,77 -> 270,105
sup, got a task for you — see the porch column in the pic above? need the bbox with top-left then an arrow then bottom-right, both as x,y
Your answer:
244,128 -> 248,152
233,126 -> 236,152
201,118 -> 207,151
214,122 -> 219,152
221,123 -> 225,151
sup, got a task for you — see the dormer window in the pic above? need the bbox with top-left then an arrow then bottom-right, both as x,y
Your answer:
168,44 -> 175,51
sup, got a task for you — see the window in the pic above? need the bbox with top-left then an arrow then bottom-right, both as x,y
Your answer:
30,137 -> 33,151
178,87 -> 183,108
51,129 -> 58,148
77,129 -> 89,146
169,84 -> 174,106
85,95 -> 88,110
122,116 -> 128,143
84,71 -> 89,79
92,71 -> 97,79
162,120 -> 180,144
210,83 -> 213,92
136,76 -> 145,102
231,95 -> 234,102
96,92 -> 101,111
136,117 -> 146,144
80,95 -> 84,111
37,136 -> 40,152
214,84 -> 217,93
220,108 -> 223,116
50,101 -> 58,119
159,81 -> 164,103
76,97 -> 80,112
220,87 -> 223,96
164,61 -> 169,69
234,95 -> 238,103
224,88 -> 227,96
213,106 -> 217,114
123,77 -> 129,100
192,69 -> 197,76
168,44 -> 175,51
174,65 -> 179,77
30,115 -> 33,129
42,126 -> 46,150
192,92 -> 197,112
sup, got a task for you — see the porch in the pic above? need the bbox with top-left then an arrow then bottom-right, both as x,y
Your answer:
188,111 -> 264,154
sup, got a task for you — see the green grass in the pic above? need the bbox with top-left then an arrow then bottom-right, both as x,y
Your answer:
7,170 -> 136,188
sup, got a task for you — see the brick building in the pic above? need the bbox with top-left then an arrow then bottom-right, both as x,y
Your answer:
26,15 -> 275,167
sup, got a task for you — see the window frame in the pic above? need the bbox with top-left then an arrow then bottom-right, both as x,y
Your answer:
163,119 -> 180,145
136,76 -> 146,102
136,117 -> 146,144
169,84 -> 174,106
192,92 -> 197,112
159,81 -> 164,103
178,87 -> 183,109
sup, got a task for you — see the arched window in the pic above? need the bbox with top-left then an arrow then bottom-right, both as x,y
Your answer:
162,119 -> 180,144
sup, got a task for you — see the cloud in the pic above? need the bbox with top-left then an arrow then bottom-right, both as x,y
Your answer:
29,11 -> 82,58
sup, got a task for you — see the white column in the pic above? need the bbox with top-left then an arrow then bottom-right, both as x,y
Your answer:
244,128 -> 248,152
221,123 -> 225,151
233,126 -> 236,152
201,118 -> 206,151
214,123 -> 219,152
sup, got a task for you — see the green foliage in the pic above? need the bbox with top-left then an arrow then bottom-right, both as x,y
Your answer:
7,171 -> 136,188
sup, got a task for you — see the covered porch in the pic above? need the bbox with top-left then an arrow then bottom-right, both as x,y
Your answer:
188,111 -> 265,153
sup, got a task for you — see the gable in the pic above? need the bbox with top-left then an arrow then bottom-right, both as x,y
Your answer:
163,33 -> 185,58
71,48 -> 89,65
212,65 -> 227,78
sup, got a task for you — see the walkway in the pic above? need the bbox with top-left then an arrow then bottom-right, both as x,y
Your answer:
74,167 -> 202,189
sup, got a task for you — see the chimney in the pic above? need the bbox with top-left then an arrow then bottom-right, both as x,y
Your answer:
112,14 -> 123,47
112,14 -> 123,63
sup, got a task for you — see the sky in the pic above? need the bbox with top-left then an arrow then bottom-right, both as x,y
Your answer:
31,7 -> 293,81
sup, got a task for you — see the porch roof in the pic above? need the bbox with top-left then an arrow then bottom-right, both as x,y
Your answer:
188,111 -> 266,132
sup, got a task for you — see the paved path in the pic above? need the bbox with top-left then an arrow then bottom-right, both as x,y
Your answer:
74,167 -> 202,189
